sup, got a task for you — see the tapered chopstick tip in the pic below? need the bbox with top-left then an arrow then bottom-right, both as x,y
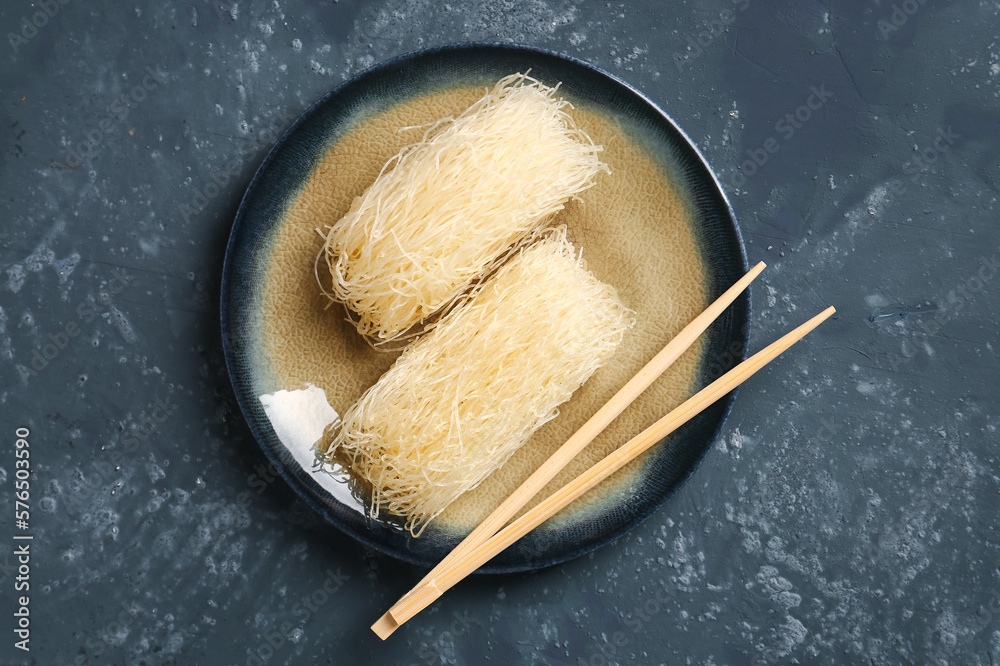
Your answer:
371,612 -> 400,641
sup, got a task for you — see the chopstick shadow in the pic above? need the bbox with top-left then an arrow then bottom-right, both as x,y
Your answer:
342,546 -> 589,649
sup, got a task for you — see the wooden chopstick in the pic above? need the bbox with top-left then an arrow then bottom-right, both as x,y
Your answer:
371,261 -> 765,639
385,305 -> 836,629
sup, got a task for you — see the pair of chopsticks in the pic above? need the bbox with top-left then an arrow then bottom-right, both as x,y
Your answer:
372,261 -> 835,639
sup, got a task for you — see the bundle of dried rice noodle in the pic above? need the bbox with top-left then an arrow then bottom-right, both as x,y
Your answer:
318,73 -> 608,344
325,229 -> 633,536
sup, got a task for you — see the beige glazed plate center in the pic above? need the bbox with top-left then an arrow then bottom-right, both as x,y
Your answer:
259,84 -> 708,536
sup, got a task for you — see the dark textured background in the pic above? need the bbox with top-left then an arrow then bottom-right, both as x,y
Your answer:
1,1 -> 998,664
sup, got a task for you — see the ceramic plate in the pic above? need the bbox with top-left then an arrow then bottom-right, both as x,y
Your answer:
220,44 -> 749,572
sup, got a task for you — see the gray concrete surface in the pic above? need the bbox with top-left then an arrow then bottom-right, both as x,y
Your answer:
1,0 -> 998,664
